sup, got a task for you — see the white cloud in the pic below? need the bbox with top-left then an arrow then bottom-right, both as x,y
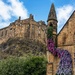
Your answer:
56,5 -> 74,33
0,0 -> 28,29
8,0 -> 28,19
0,0 -> 11,21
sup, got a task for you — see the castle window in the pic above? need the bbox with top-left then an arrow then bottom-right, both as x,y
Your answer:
5,30 -> 7,35
1,31 -> 3,36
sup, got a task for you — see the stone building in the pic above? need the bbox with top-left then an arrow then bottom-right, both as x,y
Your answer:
0,14 -> 47,44
0,3 -> 75,75
47,3 -> 75,75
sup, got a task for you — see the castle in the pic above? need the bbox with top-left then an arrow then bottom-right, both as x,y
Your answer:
0,3 -> 75,75
0,14 -> 47,44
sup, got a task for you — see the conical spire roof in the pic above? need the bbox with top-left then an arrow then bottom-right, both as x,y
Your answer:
47,3 -> 57,22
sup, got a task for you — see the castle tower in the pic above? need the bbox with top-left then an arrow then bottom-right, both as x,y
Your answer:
47,3 -> 58,75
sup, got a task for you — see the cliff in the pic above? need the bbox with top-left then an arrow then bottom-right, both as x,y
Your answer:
0,37 -> 46,59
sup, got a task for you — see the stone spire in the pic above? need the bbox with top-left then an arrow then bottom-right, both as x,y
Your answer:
47,3 -> 57,22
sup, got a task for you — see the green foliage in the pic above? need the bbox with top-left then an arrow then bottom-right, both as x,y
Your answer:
0,56 -> 47,75
24,56 -> 47,75
47,26 -> 53,39
61,73 -> 64,75
55,73 -> 58,75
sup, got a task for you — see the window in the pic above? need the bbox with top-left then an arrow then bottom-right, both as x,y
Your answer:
50,23 -> 53,27
5,30 -> 7,35
1,31 -> 3,36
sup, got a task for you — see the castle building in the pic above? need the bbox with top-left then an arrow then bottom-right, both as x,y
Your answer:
0,14 -> 47,44
0,3 -> 75,75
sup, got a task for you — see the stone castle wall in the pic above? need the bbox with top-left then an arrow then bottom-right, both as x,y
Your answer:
0,15 -> 47,44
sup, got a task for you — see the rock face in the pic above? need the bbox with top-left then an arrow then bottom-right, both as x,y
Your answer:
0,38 -> 46,59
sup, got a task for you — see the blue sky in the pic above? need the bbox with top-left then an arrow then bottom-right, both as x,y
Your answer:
0,0 -> 75,32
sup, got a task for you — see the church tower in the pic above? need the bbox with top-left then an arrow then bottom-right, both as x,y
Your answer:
47,3 -> 58,46
47,3 -> 58,75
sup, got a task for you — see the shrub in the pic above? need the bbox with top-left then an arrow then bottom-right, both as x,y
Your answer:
0,56 -> 47,75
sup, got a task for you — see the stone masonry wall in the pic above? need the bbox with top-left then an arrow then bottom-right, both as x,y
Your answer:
57,11 -> 75,75
0,15 -> 47,44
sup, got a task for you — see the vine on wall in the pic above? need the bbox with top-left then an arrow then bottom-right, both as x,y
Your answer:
47,25 -> 72,75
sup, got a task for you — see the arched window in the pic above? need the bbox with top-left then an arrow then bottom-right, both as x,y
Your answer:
50,23 -> 53,27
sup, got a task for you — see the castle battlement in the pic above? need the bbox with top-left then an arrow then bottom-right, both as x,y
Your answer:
0,14 -> 47,44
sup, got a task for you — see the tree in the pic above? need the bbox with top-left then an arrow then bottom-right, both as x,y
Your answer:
0,56 -> 47,75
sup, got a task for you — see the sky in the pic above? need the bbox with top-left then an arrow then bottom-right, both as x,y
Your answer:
0,0 -> 75,32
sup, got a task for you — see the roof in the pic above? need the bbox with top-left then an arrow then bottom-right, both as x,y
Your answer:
57,10 -> 75,36
47,3 -> 57,22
